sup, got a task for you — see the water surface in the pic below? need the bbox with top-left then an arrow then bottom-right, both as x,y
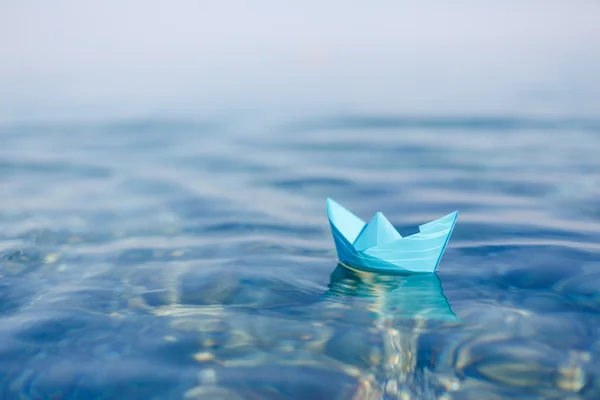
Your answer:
1,116 -> 600,399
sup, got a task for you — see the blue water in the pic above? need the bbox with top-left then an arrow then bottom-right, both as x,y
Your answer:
1,115 -> 600,399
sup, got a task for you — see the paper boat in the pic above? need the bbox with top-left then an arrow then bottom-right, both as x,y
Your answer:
326,198 -> 458,273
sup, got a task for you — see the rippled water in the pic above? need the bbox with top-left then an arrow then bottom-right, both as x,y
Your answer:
1,116 -> 600,399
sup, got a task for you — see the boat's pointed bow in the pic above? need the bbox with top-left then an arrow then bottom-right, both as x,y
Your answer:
326,198 -> 366,244
419,210 -> 459,233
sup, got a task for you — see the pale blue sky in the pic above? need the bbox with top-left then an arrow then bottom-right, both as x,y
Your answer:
1,1 -> 600,122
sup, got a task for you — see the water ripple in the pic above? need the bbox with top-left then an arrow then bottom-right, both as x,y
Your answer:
1,115 -> 599,398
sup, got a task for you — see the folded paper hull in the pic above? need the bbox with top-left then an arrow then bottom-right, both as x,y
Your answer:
330,223 -> 452,273
327,198 -> 458,273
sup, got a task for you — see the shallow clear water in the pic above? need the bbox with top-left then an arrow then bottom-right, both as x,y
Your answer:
1,116 -> 600,399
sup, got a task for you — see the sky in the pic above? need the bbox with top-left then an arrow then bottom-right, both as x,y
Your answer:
1,1 -> 600,123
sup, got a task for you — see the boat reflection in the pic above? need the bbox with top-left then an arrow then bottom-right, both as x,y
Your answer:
323,263 -> 458,322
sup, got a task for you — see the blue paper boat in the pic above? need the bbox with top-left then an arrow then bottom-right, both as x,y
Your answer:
326,198 -> 458,273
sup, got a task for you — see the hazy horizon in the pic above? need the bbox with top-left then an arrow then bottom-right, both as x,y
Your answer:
2,1 -> 600,123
